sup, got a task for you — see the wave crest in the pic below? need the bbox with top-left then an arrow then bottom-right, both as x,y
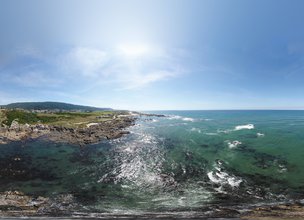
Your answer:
235,124 -> 254,130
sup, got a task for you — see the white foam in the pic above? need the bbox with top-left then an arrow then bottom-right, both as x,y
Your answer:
227,177 -> 243,187
182,117 -> 195,122
226,140 -> 242,149
207,171 -> 221,184
257,132 -> 265,137
235,124 -> 254,130
168,115 -> 182,120
99,132 -> 166,189
203,118 -> 213,121
190,127 -> 201,133
208,162 -> 243,188
208,170 -> 242,188
168,115 -> 195,122
278,164 -> 288,173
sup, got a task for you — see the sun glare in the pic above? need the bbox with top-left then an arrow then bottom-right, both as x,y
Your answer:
118,44 -> 150,57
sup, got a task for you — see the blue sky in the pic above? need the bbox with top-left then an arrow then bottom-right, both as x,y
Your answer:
0,0 -> 304,110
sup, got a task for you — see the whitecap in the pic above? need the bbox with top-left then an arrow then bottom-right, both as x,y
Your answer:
207,161 -> 242,188
257,132 -> 265,137
167,115 -> 195,122
278,164 -> 288,173
203,118 -> 213,121
207,171 -> 222,184
208,170 -> 242,188
182,117 -> 195,122
235,124 -> 254,130
227,177 -> 243,187
190,127 -> 201,133
168,115 -> 182,120
226,140 -> 242,149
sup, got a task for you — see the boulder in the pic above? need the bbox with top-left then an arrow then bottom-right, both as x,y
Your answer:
10,119 -> 19,130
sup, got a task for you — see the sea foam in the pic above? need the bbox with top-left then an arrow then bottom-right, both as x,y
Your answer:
190,127 -> 201,133
207,161 -> 242,188
183,117 -> 195,122
226,140 -> 242,149
168,115 -> 195,122
235,124 -> 254,130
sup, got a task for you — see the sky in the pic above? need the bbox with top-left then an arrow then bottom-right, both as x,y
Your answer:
0,0 -> 304,110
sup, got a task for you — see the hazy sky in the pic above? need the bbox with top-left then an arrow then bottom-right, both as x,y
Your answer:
1,0 -> 304,110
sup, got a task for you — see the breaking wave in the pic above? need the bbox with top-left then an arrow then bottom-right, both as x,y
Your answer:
207,160 -> 243,191
168,115 -> 195,122
234,124 -> 254,130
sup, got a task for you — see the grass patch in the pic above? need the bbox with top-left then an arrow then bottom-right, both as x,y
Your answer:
1,110 -> 120,128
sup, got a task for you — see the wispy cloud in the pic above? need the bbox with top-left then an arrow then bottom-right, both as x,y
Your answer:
61,47 -> 108,77
59,45 -> 184,90
0,44 -> 186,105
118,70 -> 179,90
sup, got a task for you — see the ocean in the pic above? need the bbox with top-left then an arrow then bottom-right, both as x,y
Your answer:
1,110 -> 304,218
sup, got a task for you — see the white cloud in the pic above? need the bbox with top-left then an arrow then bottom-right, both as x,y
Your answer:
60,45 -> 184,90
119,70 -> 178,90
62,47 -> 108,76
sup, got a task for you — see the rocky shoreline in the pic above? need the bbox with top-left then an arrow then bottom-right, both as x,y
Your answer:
0,190 -> 303,218
0,116 -> 135,146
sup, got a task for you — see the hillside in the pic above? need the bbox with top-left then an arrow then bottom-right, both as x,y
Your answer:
0,102 -> 112,112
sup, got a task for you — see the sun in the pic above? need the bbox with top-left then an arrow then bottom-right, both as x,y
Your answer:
117,43 -> 150,57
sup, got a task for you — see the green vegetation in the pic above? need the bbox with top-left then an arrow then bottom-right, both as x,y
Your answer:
0,110 -> 6,125
47,111 -> 117,128
0,109 -> 123,128
5,110 -> 40,125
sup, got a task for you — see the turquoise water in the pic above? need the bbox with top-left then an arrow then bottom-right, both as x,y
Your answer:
1,110 -> 304,215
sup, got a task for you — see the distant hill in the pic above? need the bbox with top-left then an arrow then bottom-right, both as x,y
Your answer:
0,102 -> 112,112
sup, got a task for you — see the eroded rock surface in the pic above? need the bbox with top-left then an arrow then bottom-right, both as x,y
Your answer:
0,117 -> 135,146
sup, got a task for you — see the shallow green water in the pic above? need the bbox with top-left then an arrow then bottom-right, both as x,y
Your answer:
1,110 -> 304,215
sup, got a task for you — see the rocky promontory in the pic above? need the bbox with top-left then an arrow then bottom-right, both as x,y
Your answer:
0,111 -> 136,146
46,116 -> 135,145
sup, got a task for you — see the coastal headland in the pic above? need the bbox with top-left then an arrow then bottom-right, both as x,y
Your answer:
0,109 -> 137,146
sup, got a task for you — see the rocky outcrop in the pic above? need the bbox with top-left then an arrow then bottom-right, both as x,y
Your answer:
135,112 -> 166,117
46,117 -> 135,145
0,117 -> 135,146
0,121 -> 50,144
0,191 -> 78,217
1,191 -> 303,218
240,202 -> 304,219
